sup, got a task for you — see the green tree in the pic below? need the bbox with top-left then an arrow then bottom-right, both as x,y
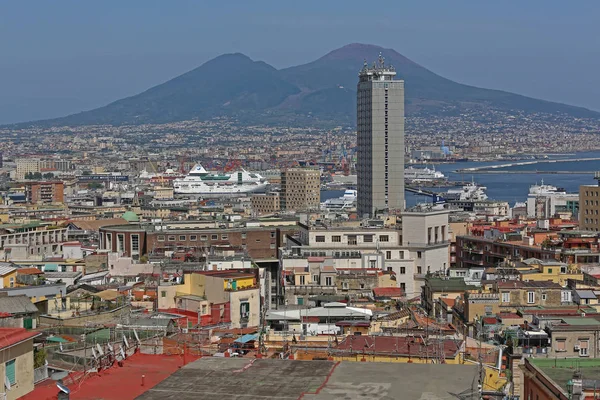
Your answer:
34,348 -> 47,369
82,170 -> 92,176
43,172 -> 54,179
87,182 -> 103,189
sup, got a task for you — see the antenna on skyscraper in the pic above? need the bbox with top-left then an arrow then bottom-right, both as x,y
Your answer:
378,52 -> 385,68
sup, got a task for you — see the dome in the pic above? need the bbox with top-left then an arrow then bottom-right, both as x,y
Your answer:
122,211 -> 139,222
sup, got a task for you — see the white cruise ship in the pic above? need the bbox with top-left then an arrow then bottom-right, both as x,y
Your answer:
404,166 -> 445,181
173,164 -> 269,197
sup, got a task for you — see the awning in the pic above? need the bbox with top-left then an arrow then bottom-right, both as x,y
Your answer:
46,336 -> 68,343
234,334 -> 258,344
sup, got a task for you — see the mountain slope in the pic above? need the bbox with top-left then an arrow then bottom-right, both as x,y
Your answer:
41,53 -> 301,126
21,44 -> 600,127
280,43 -> 599,120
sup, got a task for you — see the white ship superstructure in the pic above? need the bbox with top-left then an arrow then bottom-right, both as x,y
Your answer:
404,166 -> 445,181
173,164 -> 269,197
321,189 -> 357,211
445,182 -> 488,201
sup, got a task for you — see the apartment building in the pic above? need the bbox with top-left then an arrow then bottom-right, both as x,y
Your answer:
251,192 -> 280,215
280,168 -> 320,211
0,222 -> 69,261
14,158 -> 40,181
579,172 -> 600,231
281,207 -> 451,303
24,181 -> 64,204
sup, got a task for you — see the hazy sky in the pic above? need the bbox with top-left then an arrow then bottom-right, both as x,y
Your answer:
1,0 -> 599,124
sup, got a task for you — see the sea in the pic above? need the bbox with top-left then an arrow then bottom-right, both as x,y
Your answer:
321,151 -> 600,207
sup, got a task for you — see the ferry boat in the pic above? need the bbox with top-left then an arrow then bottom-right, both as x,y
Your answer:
321,189 -> 357,211
173,164 -> 269,197
445,182 -> 488,201
529,180 -> 566,195
404,166 -> 445,182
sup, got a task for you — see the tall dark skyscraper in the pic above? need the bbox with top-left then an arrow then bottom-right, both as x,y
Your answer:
357,54 -> 405,217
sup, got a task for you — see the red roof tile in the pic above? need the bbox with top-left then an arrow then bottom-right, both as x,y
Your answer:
372,287 -> 403,298
0,328 -> 40,349
17,267 -> 43,275
334,336 -> 462,359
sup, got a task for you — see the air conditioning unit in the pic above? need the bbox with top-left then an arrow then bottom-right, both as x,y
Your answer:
574,344 -> 580,350
182,328 -> 188,333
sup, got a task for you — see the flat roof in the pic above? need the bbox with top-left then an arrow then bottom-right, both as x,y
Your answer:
531,358 -> 600,393
137,358 -> 479,400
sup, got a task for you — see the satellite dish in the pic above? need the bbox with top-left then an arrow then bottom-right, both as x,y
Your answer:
91,348 -> 97,359
59,342 -> 64,352
56,381 -> 71,394
107,343 -> 114,352
96,344 -> 104,356
133,329 -> 141,344
123,335 -> 129,349
120,347 -> 126,360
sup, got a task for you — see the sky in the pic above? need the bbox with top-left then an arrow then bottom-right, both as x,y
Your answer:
1,0 -> 599,124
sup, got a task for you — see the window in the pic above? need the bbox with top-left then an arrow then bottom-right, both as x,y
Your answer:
131,234 -> 139,252
240,302 -> 250,319
400,267 -> 406,274
417,251 -> 422,259
342,282 -> 349,290
555,339 -> 566,352
200,235 -> 207,241
5,359 -> 15,386
379,235 -> 389,242
484,306 -> 492,316
190,235 -> 197,241
161,291 -> 166,298
168,236 -> 176,242
201,304 -> 207,314
211,234 -> 218,240
527,291 -> 535,304
400,282 -> 406,292
179,235 -> 186,241
158,235 -> 165,242
325,276 -> 332,286
332,235 -> 341,243
502,292 -> 510,303
299,275 -> 305,285
579,340 -> 589,357
400,251 -> 404,260
369,260 -> 376,269
348,235 -> 357,245
313,275 -> 319,284
270,231 -> 276,238
315,235 -> 325,243
363,235 -> 373,243
417,266 -> 422,274
541,293 -> 547,301
241,233 -> 247,239
221,234 -> 228,240
386,251 -> 392,260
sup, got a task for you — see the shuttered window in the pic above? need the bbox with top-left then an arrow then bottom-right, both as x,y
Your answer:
5,359 -> 16,386
555,339 -> 566,352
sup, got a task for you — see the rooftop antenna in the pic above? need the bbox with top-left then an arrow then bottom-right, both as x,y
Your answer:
378,52 -> 385,68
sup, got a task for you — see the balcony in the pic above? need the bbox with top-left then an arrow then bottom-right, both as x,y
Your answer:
408,240 -> 450,249
285,285 -> 337,295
